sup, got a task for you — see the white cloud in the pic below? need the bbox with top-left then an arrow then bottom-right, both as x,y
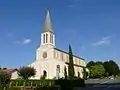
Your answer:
22,39 -> 31,44
14,38 -> 32,45
92,36 -> 112,46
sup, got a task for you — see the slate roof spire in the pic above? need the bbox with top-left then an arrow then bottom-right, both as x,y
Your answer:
43,10 -> 53,33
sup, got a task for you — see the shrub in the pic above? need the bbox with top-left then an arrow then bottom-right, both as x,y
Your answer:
55,78 -> 85,90
0,71 -> 11,85
18,66 -> 36,80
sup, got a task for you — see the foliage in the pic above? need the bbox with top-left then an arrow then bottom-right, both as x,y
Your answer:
95,61 -> 103,65
18,66 -> 36,80
83,68 -> 87,80
68,45 -> 75,80
0,71 -> 11,85
40,75 -> 46,80
35,86 -> 59,90
78,72 -> 80,78
89,64 -> 105,78
71,78 -> 85,87
86,61 -> 95,68
10,79 -> 54,86
0,86 -> 59,90
87,60 -> 120,78
103,60 -> 120,76
64,66 -> 67,79
54,78 -> 85,89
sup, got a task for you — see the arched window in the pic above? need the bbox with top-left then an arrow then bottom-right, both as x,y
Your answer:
61,53 -> 63,60
50,34 -> 52,43
57,65 -> 60,73
43,34 -> 45,43
46,33 -> 48,43
56,65 -> 60,79
51,35 -> 53,43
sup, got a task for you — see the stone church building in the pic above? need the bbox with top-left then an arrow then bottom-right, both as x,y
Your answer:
28,10 -> 86,79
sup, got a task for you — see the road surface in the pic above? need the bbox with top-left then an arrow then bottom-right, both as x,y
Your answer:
82,78 -> 120,90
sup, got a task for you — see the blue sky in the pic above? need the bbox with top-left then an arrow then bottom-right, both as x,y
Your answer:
0,0 -> 120,68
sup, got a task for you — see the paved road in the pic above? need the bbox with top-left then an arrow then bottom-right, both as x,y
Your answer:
81,79 -> 120,90
85,78 -> 120,84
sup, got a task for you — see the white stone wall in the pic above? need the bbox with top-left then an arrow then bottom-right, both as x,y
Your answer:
29,45 -> 86,79
11,71 -> 18,79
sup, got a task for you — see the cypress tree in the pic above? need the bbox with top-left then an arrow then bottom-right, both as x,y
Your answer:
68,45 -> 75,80
78,72 -> 80,78
64,66 -> 67,79
83,67 -> 87,80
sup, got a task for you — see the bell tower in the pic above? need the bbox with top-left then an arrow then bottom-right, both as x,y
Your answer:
41,10 -> 55,47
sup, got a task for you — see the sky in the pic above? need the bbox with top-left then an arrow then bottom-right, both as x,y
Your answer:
0,0 -> 120,68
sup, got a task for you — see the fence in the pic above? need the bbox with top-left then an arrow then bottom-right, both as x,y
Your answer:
0,80 -> 60,90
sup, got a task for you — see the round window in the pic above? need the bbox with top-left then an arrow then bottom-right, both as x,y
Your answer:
43,52 -> 47,58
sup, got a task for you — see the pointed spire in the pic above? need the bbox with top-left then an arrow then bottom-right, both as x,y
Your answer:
43,10 -> 53,33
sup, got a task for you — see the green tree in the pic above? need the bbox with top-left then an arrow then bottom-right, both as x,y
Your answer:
0,72 -> 11,89
68,45 -> 74,80
64,66 -> 67,79
0,72 -> 11,85
95,61 -> 103,65
83,68 -> 87,80
87,61 -> 95,68
89,64 -> 105,78
78,72 -> 80,78
103,61 -> 109,76
103,60 -> 119,76
18,66 -> 36,80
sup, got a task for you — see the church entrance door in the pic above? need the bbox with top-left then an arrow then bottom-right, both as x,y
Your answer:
43,70 -> 47,78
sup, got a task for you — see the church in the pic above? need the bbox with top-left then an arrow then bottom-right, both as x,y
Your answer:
29,10 -> 86,79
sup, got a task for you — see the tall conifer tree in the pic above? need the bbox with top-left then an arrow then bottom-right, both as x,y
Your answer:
68,45 -> 74,80
64,66 -> 67,79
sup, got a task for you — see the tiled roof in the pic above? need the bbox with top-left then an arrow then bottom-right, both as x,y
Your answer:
0,68 -> 18,74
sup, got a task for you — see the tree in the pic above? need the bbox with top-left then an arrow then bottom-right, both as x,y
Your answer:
78,72 -> 80,78
64,66 -> 67,79
83,68 -> 87,80
0,71 -> 11,88
18,66 -> 36,80
103,61 -> 109,76
95,61 -> 103,65
89,64 -> 105,78
68,45 -> 75,80
103,60 -> 119,76
86,61 -> 95,68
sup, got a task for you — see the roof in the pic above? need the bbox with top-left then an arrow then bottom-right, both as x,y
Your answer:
65,62 -> 85,68
54,48 -> 85,61
43,10 -> 53,33
0,68 -> 18,74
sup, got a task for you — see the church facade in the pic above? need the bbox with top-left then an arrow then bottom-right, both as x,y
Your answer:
29,10 -> 86,79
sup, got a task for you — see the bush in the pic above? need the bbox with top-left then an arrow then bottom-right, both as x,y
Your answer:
55,78 -> 85,90
35,86 -> 59,90
71,78 -> 85,87
18,66 -> 36,80
0,72 -> 11,85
